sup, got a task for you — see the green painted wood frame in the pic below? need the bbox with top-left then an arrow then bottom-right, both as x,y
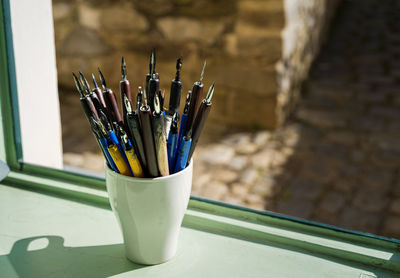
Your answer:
1,1 -> 400,275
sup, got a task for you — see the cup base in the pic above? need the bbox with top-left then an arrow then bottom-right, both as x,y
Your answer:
125,252 -> 175,265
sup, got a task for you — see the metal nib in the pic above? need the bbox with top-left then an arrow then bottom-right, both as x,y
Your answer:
123,94 -> 133,114
183,90 -> 191,114
121,56 -> 127,80
200,60 -> 206,83
206,82 -> 215,103
137,86 -> 143,109
92,73 -> 99,89
72,72 -> 85,98
79,71 -> 91,95
97,68 -> 107,90
175,57 -> 182,81
150,48 -> 156,75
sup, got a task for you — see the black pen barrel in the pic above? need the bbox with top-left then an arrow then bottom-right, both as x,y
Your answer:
168,80 -> 182,115
139,106 -> 159,177
148,77 -> 159,111
126,112 -> 148,174
81,97 -> 99,121
120,80 -> 132,118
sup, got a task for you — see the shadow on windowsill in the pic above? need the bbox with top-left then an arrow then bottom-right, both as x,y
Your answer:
0,235 -> 146,278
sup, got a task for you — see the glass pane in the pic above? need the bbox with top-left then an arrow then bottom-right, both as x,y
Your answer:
13,0 -> 400,240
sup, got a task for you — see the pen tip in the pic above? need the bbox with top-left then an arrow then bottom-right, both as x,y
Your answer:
97,68 -> 106,89
92,73 -> 98,88
79,72 -> 91,95
206,82 -> 215,102
72,72 -> 85,98
200,60 -> 206,83
123,94 -> 132,113
121,56 -> 127,80
150,48 -> 156,75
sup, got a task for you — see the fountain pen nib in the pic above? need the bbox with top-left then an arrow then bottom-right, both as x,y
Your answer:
200,60 -> 206,83
123,94 -> 133,114
150,48 -> 156,75
72,72 -> 85,98
97,67 -> 107,90
175,57 -> 183,81
79,71 -> 91,95
121,56 -> 127,80
206,82 -> 215,102
92,73 -> 99,89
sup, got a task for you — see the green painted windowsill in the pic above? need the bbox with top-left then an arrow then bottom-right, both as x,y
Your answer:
0,0 -> 399,275
1,167 -> 399,278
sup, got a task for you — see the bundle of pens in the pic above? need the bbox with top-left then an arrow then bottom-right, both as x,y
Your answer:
72,49 -> 214,178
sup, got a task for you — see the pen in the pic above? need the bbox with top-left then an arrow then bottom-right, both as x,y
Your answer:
168,57 -> 183,116
99,122 -> 132,176
118,123 -> 144,177
166,58 -> 183,137
89,116 -> 119,173
176,90 -> 191,154
174,131 -> 192,174
184,61 -> 206,137
72,73 -> 99,121
112,124 -> 135,176
152,94 -> 169,176
91,73 -> 107,111
167,112 -> 179,173
163,88 -> 172,135
98,67 -> 123,127
136,87 -> 143,109
148,58 -> 159,112
159,89 -> 165,111
79,72 -> 112,131
74,73 -> 118,172
145,49 -> 153,95
187,82 -> 215,163
120,57 -> 132,124
139,89 -> 159,177
123,92 -> 148,174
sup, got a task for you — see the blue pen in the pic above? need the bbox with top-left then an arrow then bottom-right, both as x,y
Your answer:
174,133 -> 192,174
88,117 -> 119,172
98,137 -> 119,172
167,113 -> 179,172
175,91 -> 191,162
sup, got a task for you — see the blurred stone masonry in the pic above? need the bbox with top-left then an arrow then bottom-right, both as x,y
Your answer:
53,0 -> 338,129
60,0 -> 400,240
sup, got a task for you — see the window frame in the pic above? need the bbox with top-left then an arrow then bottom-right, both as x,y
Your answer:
0,0 -> 399,249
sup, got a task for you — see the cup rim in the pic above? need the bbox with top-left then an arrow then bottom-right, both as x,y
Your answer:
105,159 -> 193,183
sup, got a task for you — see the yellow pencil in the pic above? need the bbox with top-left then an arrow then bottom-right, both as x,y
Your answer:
108,144 -> 132,176
125,148 -> 145,178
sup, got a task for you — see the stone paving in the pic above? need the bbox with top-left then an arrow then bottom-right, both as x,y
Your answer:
62,0 -> 400,239
192,0 -> 400,239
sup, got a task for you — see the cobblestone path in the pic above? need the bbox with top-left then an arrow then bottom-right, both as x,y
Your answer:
193,0 -> 400,239
62,0 -> 400,239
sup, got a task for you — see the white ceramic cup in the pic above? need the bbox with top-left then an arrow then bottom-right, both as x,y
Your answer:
105,161 -> 193,265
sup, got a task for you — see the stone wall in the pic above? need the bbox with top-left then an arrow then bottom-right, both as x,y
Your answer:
53,0 -> 339,130
277,0 -> 342,125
